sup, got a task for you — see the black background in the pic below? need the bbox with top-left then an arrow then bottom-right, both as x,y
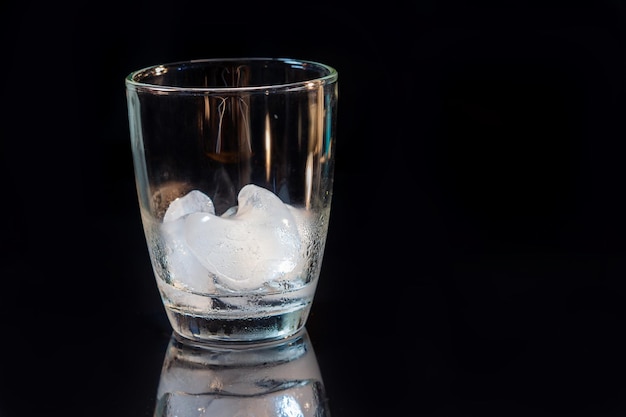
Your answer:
2,1 -> 626,416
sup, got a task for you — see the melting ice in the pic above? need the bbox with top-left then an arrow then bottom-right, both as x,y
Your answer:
161,184 -> 306,292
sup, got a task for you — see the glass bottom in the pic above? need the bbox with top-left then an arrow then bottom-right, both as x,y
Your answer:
164,305 -> 312,343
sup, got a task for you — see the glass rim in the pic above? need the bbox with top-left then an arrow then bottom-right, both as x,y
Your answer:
125,57 -> 338,94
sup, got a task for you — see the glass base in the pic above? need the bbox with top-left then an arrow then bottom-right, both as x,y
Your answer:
165,305 -> 311,344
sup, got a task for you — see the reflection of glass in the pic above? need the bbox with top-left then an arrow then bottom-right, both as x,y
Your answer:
153,328 -> 330,417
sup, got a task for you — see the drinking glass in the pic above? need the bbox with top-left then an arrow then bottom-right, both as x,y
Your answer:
153,329 -> 330,417
125,58 -> 338,343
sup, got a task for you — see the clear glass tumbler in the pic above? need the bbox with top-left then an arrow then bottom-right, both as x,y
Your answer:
125,58 -> 338,343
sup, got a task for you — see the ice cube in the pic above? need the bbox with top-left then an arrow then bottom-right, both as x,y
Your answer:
161,217 -> 216,294
163,189 -> 215,223
184,184 -> 303,291
158,190 -> 218,294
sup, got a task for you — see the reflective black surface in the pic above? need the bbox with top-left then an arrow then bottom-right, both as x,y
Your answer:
3,1 -> 626,416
